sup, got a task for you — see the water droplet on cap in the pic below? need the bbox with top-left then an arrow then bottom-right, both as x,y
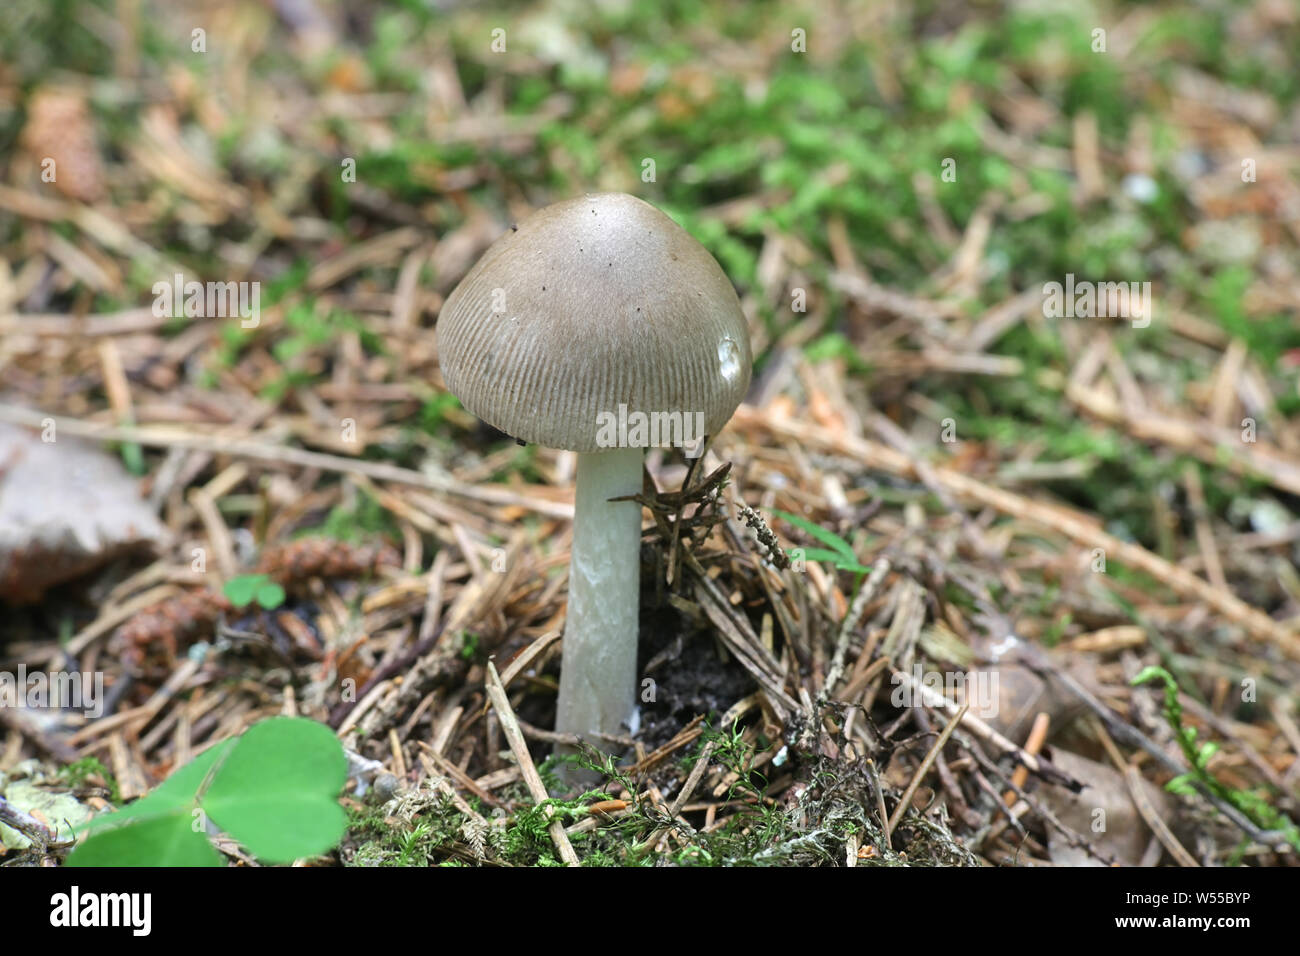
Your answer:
718,337 -> 740,382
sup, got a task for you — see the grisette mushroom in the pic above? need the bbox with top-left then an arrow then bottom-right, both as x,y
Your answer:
436,192 -> 752,758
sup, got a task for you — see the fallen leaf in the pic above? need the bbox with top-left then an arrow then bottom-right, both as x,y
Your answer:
1038,749 -> 1172,866
0,423 -> 167,604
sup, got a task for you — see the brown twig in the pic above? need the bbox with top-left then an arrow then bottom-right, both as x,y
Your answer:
484,661 -> 579,866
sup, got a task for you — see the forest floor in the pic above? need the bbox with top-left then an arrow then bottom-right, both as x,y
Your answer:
1,0 -> 1299,866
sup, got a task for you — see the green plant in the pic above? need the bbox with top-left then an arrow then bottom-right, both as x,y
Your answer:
396,821 -> 433,866
773,509 -> 872,574
59,756 -> 119,803
223,573 -> 286,610
66,717 -> 348,866
698,720 -> 769,802
1131,667 -> 1300,852
296,492 -> 398,543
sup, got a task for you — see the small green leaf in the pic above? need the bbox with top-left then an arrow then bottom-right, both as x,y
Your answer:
79,738 -> 237,832
1130,666 -> 1175,692
256,581 -> 286,610
223,574 -> 268,608
791,548 -> 872,575
772,509 -> 856,562
67,718 -> 347,866
202,717 -> 348,863
66,813 -> 222,867
797,547 -> 854,564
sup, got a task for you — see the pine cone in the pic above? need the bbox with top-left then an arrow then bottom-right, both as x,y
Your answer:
20,87 -> 106,203
115,589 -> 232,663
255,538 -> 401,586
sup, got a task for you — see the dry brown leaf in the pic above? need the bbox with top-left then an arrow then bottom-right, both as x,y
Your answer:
0,423 -> 166,604
1039,749 -> 1173,867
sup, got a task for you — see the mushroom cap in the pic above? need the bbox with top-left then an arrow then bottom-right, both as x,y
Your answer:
436,193 -> 752,453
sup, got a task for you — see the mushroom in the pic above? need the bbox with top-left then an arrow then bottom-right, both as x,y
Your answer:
436,193 -> 752,759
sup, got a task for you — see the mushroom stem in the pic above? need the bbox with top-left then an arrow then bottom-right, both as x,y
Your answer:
555,446 -> 643,757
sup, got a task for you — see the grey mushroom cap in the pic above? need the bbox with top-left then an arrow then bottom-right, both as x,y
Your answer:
436,193 -> 752,453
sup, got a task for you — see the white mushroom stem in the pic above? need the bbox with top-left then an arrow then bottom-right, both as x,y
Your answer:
555,446 -> 643,750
